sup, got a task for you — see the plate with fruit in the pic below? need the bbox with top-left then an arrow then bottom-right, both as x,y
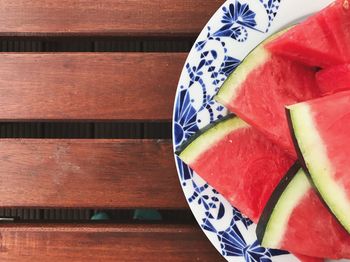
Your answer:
173,0 -> 350,261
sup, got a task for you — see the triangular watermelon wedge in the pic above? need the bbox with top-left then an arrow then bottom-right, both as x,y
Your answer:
316,64 -> 350,95
178,116 -> 323,261
257,165 -> 350,259
177,115 -> 295,222
215,36 -> 320,157
287,91 -> 350,233
267,0 -> 350,68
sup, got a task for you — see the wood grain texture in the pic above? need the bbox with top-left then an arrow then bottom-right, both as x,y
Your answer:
0,224 -> 223,261
0,139 -> 186,209
0,0 -> 224,36
0,53 -> 186,121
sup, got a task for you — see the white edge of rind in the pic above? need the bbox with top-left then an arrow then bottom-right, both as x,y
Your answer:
179,117 -> 250,165
289,102 -> 350,233
262,169 -> 311,248
214,45 -> 270,106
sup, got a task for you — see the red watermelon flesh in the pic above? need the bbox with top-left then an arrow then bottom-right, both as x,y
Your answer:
257,168 -> 350,259
295,255 -> 324,262
178,116 -> 295,223
323,0 -> 350,62
316,64 -> 350,95
285,186 -> 350,258
215,41 -> 320,157
267,0 -> 350,68
287,90 -> 350,233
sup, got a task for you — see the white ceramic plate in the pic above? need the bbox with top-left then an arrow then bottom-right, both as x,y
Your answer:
172,0 -> 336,261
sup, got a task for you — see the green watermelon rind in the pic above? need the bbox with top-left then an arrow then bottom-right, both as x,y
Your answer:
214,41 -> 270,107
256,163 -> 308,247
214,29 -> 290,108
175,114 -> 233,155
286,103 -> 350,234
176,115 -> 249,165
285,108 -> 309,173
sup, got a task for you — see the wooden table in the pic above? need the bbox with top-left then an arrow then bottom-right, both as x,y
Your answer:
0,1 -> 226,261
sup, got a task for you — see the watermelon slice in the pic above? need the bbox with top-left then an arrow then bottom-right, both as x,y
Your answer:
287,91 -> 350,233
316,64 -> 350,95
178,116 -> 324,260
257,165 -> 350,259
177,115 -> 295,223
215,36 -> 319,156
267,0 -> 350,68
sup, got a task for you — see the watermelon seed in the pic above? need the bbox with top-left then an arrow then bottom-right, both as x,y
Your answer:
344,0 -> 349,10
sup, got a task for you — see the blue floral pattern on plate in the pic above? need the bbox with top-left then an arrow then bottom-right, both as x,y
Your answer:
173,0 -> 335,261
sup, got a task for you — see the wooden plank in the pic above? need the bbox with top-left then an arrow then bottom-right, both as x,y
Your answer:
0,53 -> 185,121
0,0 -> 223,36
0,224 -> 223,261
0,139 -> 186,209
